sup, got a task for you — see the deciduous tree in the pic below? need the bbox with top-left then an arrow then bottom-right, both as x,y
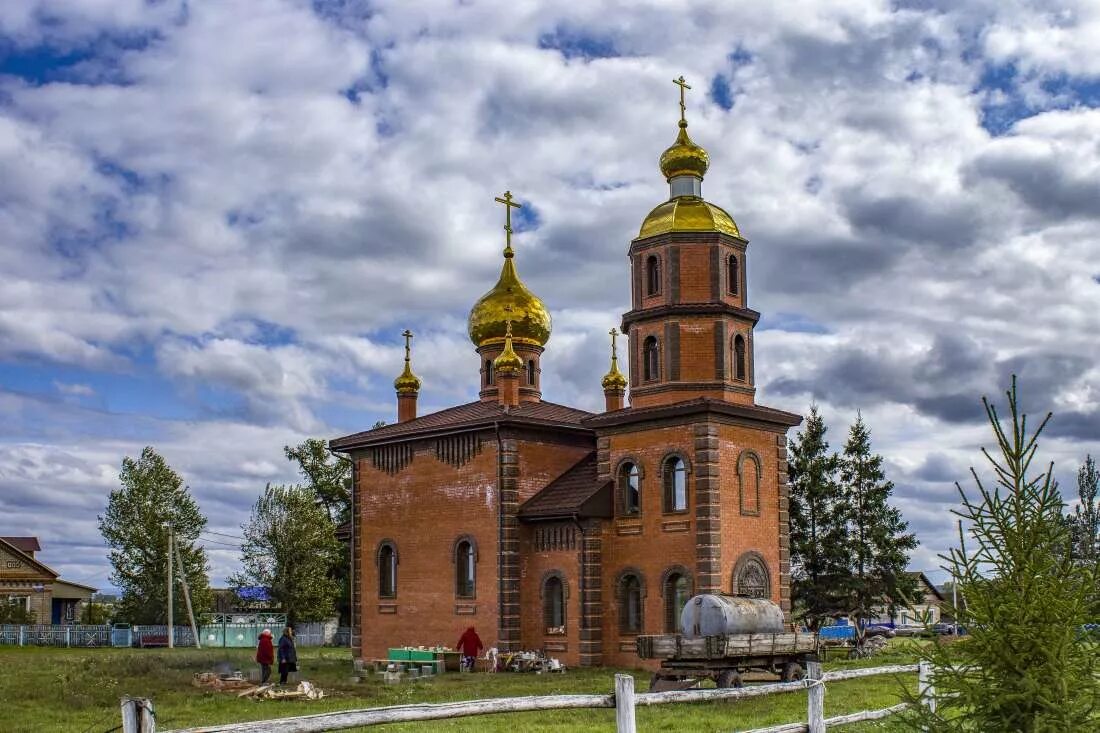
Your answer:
98,447 -> 211,624
231,484 -> 341,624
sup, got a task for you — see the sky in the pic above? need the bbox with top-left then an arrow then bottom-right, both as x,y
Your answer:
1,0 -> 1098,596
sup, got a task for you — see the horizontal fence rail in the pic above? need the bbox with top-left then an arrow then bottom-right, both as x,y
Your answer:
141,662 -> 930,733
0,624 -> 352,648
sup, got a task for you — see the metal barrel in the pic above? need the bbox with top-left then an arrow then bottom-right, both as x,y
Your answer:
680,594 -> 785,637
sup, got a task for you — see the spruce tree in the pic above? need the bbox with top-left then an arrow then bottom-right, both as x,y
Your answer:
1067,454 -> 1099,613
838,413 -> 917,645
788,405 -> 848,629
902,378 -> 1099,731
98,447 -> 212,624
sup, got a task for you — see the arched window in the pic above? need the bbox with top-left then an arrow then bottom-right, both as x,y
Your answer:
663,456 -> 687,512
620,574 -> 644,633
727,254 -> 739,295
455,538 -> 476,598
526,359 -> 536,386
543,574 -> 565,630
646,255 -> 661,296
485,359 -> 494,386
620,462 -> 641,515
643,336 -> 660,381
733,335 -> 747,381
378,542 -> 397,598
663,571 -> 691,633
733,553 -> 770,599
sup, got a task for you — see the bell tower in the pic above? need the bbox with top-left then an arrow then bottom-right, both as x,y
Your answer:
622,76 -> 758,409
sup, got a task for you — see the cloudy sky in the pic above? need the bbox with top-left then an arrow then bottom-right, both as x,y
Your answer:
1,0 -> 1098,595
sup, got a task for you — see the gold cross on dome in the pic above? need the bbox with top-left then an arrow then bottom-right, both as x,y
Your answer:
673,75 -> 691,124
609,327 -> 620,359
401,329 -> 413,361
494,190 -> 523,255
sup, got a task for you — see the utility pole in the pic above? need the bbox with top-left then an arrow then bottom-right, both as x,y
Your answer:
953,519 -> 963,636
167,524 -> 174,649
174,538 -> 201,649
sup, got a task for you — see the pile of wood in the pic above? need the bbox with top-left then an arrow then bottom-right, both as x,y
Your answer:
192,672 -> 325,700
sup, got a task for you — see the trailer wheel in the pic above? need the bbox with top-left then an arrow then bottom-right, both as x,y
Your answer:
716,670 -> 743,688
781,662 -> 805,682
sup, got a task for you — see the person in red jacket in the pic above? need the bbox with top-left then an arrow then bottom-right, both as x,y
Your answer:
455,626 -> 484,672
255,628 -> 274,683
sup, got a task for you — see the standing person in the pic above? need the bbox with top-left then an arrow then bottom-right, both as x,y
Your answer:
455,626 -> 483,672
277,626 -> 298,684
255,628 -> 274,683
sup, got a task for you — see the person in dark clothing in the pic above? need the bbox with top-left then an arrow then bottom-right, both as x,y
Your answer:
255,628 -> 274,683
455,626 -> 483,672
277,626 -> 297,684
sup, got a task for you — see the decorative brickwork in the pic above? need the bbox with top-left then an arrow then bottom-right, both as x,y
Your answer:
693,422 -> 722,593
776,433 -> 792,618
497,437 -> 521,651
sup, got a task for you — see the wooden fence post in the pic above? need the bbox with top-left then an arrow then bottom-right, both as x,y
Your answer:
807,660 -> 825,733
919,661 -> 936,715
615,673 -> 636,733
121,697 -> 155,733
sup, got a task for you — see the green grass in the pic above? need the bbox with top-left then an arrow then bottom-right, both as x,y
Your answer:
0,642 -> 921,732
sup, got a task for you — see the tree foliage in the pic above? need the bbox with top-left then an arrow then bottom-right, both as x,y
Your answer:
788,405 -> 849,630
0,599 -> 35,624
284,438 -> 352,524
1067,455 -> 1099,601
839,413 -> 918,635
98,447 -> 211,624
231,484 -> 341,624
902,378 -> 1099,732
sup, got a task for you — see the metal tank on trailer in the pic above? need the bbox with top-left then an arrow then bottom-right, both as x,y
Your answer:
680,594 -> 786,637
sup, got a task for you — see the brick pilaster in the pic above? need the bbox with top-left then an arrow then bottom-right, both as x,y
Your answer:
498,438 -> 522,651
776,434 -> 792,619
693,422 -> 722,592
351,457 -> 363,660
578,519 -> 603,667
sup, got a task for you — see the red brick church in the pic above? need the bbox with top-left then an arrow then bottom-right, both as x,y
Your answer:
331,79 -> 801,668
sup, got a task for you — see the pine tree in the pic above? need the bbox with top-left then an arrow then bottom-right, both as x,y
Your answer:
231,484 -> 342,625
788,405 -> 849,629
902,378 -> 1099,731
838,413 -> 917,644
98,447 -> 212,624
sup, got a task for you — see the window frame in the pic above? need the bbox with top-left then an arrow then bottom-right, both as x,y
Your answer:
541,571 -> 567,633
618,460 -> 642,516
377,540 -> 398,599
727,254 -> 739,295
616,569 -> 646,634
661,454 -> 690,514
453,536 -> 478,599
661,566 -> 693,633
733,334 -> 747,381
646,254 -> 662,296
643,336 -> 660,381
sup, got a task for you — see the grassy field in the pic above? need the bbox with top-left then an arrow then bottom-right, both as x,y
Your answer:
1,642 -> 922,732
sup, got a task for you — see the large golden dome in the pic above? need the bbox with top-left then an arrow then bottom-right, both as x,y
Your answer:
468,249 -> 552,348
659,121 -> 709,180
638,197 -> 740,239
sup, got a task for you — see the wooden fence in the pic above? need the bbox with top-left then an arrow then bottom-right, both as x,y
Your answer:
122,661 -> 930,733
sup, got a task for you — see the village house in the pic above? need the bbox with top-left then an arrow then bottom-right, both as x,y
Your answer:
0,536 -> 97,624
331,81 -> 802,668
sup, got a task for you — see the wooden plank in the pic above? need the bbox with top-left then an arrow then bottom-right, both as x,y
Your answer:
919,660 -> 936,715
634,679 -> 806,706
163,694 -> 614,733
822,664 -> 919,682
825,702 -> 909,725
615,674 -> 636,733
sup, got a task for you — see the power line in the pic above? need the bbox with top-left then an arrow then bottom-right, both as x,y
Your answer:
203,530 -> 246,541
197,536 -> 242,549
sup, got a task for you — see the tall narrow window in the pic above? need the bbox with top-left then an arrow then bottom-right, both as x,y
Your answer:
485,359 -> 494,386
620,574 -> 643,633
620,462 -> 641,515
646,255 -> 661,296
543,575 -> 565,630
663,456 -> 687,512
664,572 -> 691,632
378,543 -> 397,598
734,335 -> 747,381
643,336 -> 659,381
727,254 -> 739,295
455,539 -> 475,598
527,359 -> 536,386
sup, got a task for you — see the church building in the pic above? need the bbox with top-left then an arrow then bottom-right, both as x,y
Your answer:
331,78 -> 802,668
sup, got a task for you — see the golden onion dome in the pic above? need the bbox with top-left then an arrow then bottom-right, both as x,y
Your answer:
638,197 -> 740,239
468,248 -> 552,348
493,323 -> 525,373
601,327 -> 628,390
393,329 -> 422,394
659,121 -> 710,181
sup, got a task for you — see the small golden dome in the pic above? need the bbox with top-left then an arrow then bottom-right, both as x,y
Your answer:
393,329 -> 421,394
468,249 -> 552,348
601,327 -> 628,391
638,197 -> 740,239
493,323 -> 524,373
659,122 -> 710,181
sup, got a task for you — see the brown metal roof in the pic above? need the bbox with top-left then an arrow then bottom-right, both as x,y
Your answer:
331,399 -> 594,451
582,396 -> 802,430
519,453 -> 612,521
1,536 -> 41,553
